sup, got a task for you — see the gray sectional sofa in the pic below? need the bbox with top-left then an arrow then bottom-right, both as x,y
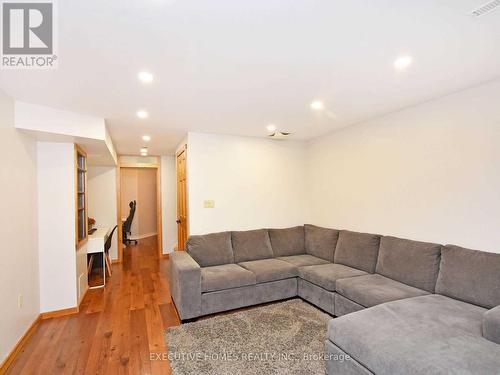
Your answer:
169,224 -> 500,374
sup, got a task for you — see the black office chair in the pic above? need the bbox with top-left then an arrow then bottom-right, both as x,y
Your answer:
122,200 -> 138,245
104,225 -> 118,277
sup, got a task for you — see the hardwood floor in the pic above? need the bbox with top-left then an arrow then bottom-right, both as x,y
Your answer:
5,236 -> 181,374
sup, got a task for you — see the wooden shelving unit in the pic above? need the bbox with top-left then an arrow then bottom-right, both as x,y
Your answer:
75,145 -> 88,249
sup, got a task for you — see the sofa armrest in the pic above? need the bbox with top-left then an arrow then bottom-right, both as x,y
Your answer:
170,251 -> 202,320
483,305 -> 500,345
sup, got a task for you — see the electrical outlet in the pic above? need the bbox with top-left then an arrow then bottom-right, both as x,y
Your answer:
18,294 -> 23,309
203,200 -> 215,208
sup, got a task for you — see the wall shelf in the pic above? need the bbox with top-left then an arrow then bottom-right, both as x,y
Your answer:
75,145 -> 88,249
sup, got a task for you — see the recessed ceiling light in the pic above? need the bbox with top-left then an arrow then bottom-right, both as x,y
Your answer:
142,135 -> 151,142
394,55 -> 412,70
138,71 -> 153,83
137,110 -> 148,119
310,100 -> 324,111
266,124 -> 277,132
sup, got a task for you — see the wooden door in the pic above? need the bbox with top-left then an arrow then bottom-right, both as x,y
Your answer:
176,146 -> 188,250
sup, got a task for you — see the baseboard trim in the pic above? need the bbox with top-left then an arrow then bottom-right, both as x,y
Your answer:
1,300 -> 84,372
0,314 -> 41,373
40,306 -> 79,320
129,232 -> 157,240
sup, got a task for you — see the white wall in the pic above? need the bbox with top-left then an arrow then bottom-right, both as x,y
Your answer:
187,132 -> 308,234
161,155 -> 177,253
88,166 -> 118,260
15,101 -> 105,140
37,142 -> 78,312
307,79 -> 500,253
15,101 -> 117,166
104,127 -> 118,165
0,91 -> 39,364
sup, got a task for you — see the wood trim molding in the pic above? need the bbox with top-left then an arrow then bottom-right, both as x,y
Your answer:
117,162 -> 164,261
175,145 -> 189,250
175,143 -> 187,158
119,163 -> 158,168
156,162 -> 163,258
115,166 -> 123,263
40,306 -> 79,320
0,315 -> 41,373
75,144 -> 88,251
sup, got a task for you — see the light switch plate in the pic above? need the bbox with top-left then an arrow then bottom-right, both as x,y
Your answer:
203,200 -> 215,208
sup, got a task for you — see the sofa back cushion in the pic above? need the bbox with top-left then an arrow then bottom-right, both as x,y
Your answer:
304,224 -> 339,262
231,229 -> 274,263
334,230 -> 381,273
268,226 -> 305,257
186,232 -> 234,267
376,236 -> 442,293
435,245 -> 500,309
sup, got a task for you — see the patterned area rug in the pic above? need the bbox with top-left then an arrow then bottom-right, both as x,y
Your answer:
166,299 -> 331,375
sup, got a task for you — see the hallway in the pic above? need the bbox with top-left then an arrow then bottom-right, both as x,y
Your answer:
6,237 -> 180,374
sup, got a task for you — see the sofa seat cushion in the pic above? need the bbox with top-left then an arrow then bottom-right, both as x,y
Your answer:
336,274 -> 429,308
298,263 -> 367,292
238,259 -> 298,283
327,295 -> 500,374
277,254 -> 329,267
201,264 -> 256,293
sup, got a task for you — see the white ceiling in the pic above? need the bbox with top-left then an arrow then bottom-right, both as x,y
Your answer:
1,0 -> 499,155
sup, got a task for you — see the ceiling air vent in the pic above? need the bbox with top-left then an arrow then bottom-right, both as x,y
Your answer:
471,0 -> 500,17
268,132 -> 291,140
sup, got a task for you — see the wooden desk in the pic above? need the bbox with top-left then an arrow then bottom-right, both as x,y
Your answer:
87,227 -> 111,289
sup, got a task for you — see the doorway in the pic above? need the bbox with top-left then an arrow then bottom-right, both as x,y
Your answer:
121,167 -> 157,239
117,161 -> 163,261
176,146 -> 188,250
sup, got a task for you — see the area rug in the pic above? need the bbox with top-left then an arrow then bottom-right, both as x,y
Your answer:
165,299 -> 331,375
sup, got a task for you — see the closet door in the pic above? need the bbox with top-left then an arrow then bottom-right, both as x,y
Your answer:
176,146 -> 188,250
